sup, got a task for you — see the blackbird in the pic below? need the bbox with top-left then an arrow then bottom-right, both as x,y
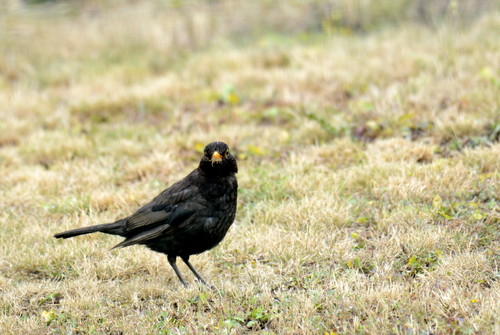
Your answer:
54,141 -> 238,287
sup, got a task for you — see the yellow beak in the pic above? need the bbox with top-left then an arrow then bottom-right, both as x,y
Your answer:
211,151 -> 223,163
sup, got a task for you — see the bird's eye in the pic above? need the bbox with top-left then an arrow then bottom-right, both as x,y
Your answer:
224,151 -> 229,158
204,152 -> 210,159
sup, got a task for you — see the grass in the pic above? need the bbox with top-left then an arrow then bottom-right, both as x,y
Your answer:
1,1 -> 500,334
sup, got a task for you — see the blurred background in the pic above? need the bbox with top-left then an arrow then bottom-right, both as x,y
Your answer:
2,0 -> 500,157
1,0 -> 500,145
1,0 -> 498,76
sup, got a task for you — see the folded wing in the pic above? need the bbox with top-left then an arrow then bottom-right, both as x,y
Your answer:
111,185 -> 200,249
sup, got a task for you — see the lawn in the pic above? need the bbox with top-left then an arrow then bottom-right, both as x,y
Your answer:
1,1 -> 500,334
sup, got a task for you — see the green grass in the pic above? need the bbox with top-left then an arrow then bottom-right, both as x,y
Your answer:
1,1 -> 500,334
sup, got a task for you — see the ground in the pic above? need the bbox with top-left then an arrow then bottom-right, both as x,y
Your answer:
0,1 -> 500,334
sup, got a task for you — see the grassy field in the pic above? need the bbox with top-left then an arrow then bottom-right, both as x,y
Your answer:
1,1 -> 500,334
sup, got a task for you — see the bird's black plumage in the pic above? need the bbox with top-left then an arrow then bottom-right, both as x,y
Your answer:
54,141 -> 238,287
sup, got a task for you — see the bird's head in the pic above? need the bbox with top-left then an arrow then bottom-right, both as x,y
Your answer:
199,141 -> 238,175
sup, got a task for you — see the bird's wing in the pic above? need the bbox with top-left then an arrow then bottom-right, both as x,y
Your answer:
124,185 -> 199,232
110,224 -> 173,249
112,204 -> 197,249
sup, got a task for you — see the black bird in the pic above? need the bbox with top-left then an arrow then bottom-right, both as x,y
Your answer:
54,141 -> 238,287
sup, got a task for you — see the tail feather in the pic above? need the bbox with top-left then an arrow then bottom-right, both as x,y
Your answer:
54,219 -> 127,239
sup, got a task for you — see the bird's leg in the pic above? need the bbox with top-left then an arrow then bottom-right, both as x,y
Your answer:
168,256 -> 188,288
181,256 -> 208,286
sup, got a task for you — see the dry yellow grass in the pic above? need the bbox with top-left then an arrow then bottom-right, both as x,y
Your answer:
1,1 -> 500,334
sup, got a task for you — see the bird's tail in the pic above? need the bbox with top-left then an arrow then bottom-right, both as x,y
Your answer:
54,219 -> 127,239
